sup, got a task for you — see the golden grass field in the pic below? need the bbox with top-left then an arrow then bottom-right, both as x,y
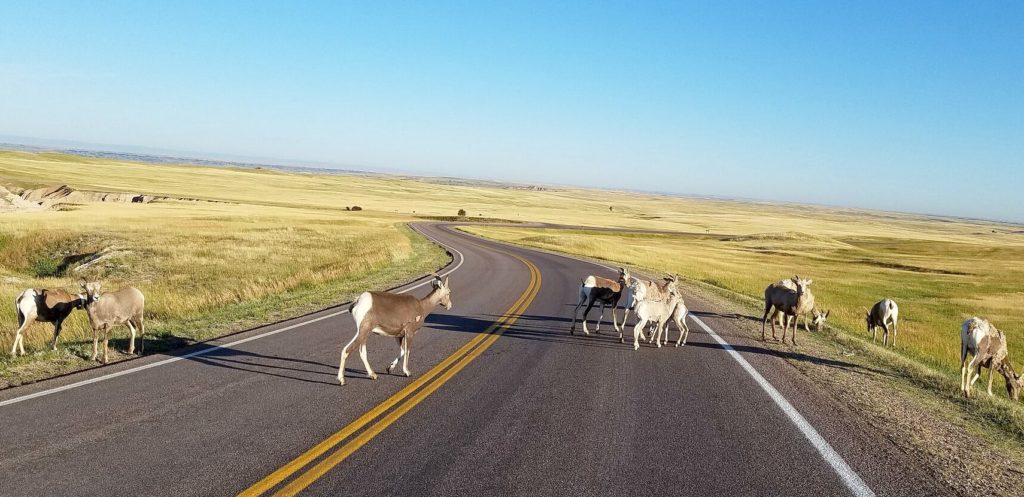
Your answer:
2,150 -> 1023,396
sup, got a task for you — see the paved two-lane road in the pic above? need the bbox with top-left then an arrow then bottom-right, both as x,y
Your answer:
0,224 -> 948,496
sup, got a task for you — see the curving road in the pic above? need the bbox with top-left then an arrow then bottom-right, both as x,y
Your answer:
0,224 -> 949,497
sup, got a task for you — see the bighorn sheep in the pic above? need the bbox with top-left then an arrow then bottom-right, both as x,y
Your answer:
630,286 -> 684,351
11,288 -> 85,356
761,276 -> 824,345
570,268 -> 629,336
960,317 -> 1024,399
338,274 -> 452,386
866,299 -> 899,347
650,297 -> 690,348
622,275 -> 677,324
80,281 -> 146,363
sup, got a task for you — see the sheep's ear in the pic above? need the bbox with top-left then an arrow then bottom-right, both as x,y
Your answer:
443,276 -> 449,288
805,279 -> 813,285
79,278 -> 87,288
824,310 -> 830,318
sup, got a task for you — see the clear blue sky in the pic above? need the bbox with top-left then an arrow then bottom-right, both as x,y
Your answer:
1,1 -> 1021,221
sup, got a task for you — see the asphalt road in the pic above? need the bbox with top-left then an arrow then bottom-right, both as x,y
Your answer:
0,223 -> 951,497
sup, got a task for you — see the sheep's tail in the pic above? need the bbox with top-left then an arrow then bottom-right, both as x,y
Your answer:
15,291 -> 28,328
887,300 -> 897,312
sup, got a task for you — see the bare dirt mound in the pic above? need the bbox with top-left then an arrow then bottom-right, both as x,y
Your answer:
0,184 -> 45,213
20,184 -> 156,207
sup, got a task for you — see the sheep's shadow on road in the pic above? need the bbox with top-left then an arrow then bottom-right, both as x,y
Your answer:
183,347 -> 342,386
426,312 -> 682,350
427,312 -> 889,377
689,310 -> 762,323
683,341 -> 890,377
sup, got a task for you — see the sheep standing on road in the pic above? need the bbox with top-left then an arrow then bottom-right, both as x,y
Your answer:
11,288 -> 86,356
866,299 -> 899,347
571,268 -> 629,336
80,281 -> 146,363
338,274 -> 452,386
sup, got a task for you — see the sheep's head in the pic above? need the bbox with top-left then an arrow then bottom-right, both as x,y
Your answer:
864,311 -> 872,332
79,279 -> 102,304
812,308 -> 830,332
432,274 -> 452,310
792,276 -> 813,294
618,267 -> 631,284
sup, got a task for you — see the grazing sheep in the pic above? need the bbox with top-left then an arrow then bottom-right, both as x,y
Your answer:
11,288 -> 85,356
961,317 -> 1024,399
80,281 -> 146,364
866,299 -> 899,347
571,268 -> 629,335
338,275 -> 452,386
761,276 -> 819,345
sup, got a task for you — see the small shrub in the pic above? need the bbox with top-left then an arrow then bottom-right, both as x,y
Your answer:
30,255 -> 62,277
458,209 -> 466,217
351,206 -> 363,211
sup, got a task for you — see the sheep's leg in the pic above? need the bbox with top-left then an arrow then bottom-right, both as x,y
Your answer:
580,299 -> 597,336
633,318 -> 649,350
803,315 -> 811,333
611,302 -> 621,333
882,324 -> 889,347
338,331 -> 361,385
136,316 -> 145,355
13,312 -> 34,356
595,302 -> 606,333
126,321 -> 137,355
675,313 -> 690,347
761,304 -> 772,341
51,318 -> 65,351
401,335 -> 412,377
769,311 -> 779,341
790,315 -> 799,346
570,296 -> 585,335
358,339 -> 377,380
102,326 -> 110,364
871,325 -> 877,343
988,366 -> 996,396
959,346 -> 969,393
966,357 -> 982,398
387,336 -> 403,374
891,319 -> 897,348
91,326 -> 100,361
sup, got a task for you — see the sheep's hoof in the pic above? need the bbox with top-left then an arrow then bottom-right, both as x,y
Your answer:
338,378 -> 346,386
403,370 -> 411,377
386,365 -> 394,374
368,372 -> 378,380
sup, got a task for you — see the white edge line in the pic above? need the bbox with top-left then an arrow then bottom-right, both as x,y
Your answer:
690,316 -> 875,497
458,229 -> 875,497
0,226 -> 465,408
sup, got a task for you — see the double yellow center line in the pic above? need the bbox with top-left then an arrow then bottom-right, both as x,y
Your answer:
238,249 -> 542,497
